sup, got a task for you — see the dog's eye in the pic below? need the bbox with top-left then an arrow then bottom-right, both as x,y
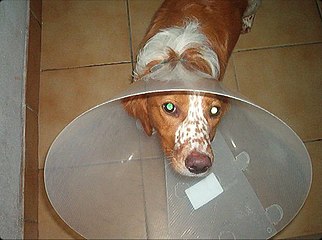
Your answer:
162,102 -> 177,114
210,106 -> 220,117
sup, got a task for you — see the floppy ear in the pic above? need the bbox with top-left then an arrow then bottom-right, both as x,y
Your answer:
220,96 -> 230,115
122,96 -> 153,136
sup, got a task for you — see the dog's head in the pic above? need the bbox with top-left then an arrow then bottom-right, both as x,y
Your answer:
123,92 -> 228,176
123,20 -> 234,176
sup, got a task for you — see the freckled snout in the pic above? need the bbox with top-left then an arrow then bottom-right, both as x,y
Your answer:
185,151 -> 212,174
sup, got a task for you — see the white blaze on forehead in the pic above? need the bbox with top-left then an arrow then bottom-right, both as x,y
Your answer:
175,95 -> 210,152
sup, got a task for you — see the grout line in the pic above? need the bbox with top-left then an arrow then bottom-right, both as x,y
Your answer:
135,126 -> 149,238
26,105 -> 38,115
41,61 -> 132,72
234,41 -> 322,53
231,55 -> 240,91
139,159 -> 150,239
30,10 -> 42,28
39,156 -> 162,172
24,219 -> 38,224
304,138 -> 322,144
125,0 -> 135,78
316,0 -> 322,21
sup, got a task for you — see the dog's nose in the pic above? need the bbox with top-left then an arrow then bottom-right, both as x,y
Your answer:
185,152 -> 212,174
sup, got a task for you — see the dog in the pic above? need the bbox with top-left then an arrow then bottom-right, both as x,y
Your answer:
123,0 -> 261,177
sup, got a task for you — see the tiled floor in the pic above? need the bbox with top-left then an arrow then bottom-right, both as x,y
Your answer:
39,0 -> 322,239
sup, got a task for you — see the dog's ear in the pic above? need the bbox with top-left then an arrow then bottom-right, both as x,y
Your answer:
220,96 -> 230,115
122,96 -> 153,136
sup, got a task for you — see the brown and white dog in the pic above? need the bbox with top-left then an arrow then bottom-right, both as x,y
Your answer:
123,0 -> 261,177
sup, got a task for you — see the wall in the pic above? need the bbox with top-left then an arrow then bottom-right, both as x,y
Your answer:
0,0 -> 28,238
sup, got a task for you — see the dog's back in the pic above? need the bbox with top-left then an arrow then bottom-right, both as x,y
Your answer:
137,0 -> 260,81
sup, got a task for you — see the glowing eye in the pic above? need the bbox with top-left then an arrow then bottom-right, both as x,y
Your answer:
210,106 -> 220,117
162,102 -> 176,114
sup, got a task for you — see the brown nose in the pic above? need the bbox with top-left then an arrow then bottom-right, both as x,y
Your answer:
185,152 -> 212,174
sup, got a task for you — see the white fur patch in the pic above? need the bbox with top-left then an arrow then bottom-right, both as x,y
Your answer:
135,21 -> 220,81
174,95 -> 210,153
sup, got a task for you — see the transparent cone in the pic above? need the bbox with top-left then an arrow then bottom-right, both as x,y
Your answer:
44,78 -> 312,239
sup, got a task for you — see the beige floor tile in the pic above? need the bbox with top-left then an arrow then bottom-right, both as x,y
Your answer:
236,0 -> 322,50
233,44 -> 322,141
275,141 -> 322,238
41,0 -> 130,70
38,171 -> 83,239
129,0 -> 163,58
287,233 -> 322,240
39,64 -> 132,169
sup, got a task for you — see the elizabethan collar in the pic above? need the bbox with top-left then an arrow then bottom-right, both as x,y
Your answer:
44,77 -> 312,239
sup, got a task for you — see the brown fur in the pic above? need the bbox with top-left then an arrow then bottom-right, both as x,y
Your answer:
140,0 -> 248,79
